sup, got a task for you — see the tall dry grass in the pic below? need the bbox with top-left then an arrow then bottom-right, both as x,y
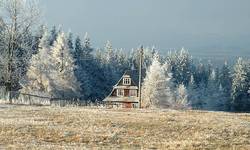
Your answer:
0,106 -> 250,149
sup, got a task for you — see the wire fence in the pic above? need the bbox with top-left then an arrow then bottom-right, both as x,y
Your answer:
0,87 -> 105,107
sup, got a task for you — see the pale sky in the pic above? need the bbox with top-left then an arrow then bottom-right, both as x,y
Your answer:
40,0 -> 250,58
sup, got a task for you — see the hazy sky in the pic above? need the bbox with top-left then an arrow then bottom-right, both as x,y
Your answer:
40,0 -> 250,57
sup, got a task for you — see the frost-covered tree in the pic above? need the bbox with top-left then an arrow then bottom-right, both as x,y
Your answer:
217,84 -> 231,111
82,32 -> 93,57
20,30 -> 52,96
32,25 -> 47,54
67,31 -> 74,52
218,61 -> 232,110
104,40 -> 115,64
175,83 -> 189,108
0,17 -> 6,83
193,61 -> 209,86
143,46 -> 155,68
74,33 -> 102,100
74,36 -> 83,60
219,61 -> 232,94
166,48 -> 192,86
188,74 -> 205,109
0,0 -> 40,101
204,69 -> 220,110
49,26 -> 59,46
129,46 -> 154,71
129,48 -> 140,70
115,48 -> 130,75
101,41 -> 123,93
50,32 -> 80,99
231,58 -> 250,111
142,53 -> 174,108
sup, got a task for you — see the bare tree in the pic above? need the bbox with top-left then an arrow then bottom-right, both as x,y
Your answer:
0,0 -> 40,103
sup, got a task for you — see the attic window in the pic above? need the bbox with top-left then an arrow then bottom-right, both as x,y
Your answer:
123,78 -> 131,85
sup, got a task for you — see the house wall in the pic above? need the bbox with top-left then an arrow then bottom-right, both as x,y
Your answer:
106,102 -> 139,108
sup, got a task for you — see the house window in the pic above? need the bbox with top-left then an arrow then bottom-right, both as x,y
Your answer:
117,89 -> 124,96
123,78 -> 131,85
129,90 -> 137,97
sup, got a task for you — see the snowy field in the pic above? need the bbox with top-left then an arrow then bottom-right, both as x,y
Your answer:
0,105 -> 250,149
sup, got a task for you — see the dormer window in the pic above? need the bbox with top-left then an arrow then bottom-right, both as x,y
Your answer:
123,78 -> 131,85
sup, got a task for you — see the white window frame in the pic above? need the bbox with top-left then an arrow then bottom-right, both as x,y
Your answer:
129,90 -> 137,97
117,89 -> 124,97
123,78 -> 131,85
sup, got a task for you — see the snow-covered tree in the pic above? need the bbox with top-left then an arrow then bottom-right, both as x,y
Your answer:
231,58 -> 250,111
74,33 -> 101,100
217,84 -> 231,111
219,61 -> 232,94
175,83 -> 189,108
32,25 -> 47,54
82,32 -> 93,57
166,48 -> 192,86
193,61 -> 209,86
129,48 -> 139,70
115,48 -> 130,74
204,69 -> 220,110
49,26 -> 59,46
50,32 -> 80,98
187,74 -> 204,109
104,40 -> 115,64
142,53 -> 174,108
129,46 -> 153,71
67,31 -> 74,52
0,0 -> 40,102
218,61 -> 232,110
20,30 -> 52,96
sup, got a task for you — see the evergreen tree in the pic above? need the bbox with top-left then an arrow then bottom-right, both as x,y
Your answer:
67,31 -> 74,52
74,36 -> 83,60
220,61 -> 232,93
20,30 -> 52,96
167,48 -> 192,86
231,58 -> 250,111
103,41 -> 120,92
129,48 -> 140,70
104,40 -> 115,64
50,32 -> 80,98
74,33 -> 96,100
204,69 -> 220,110
32,25 -> 47,54
83,32 -> 93,57
142,53 -> 174,108
188,75 -> 204,109
176,83 -> 189,108
219,61 -> 232,110
193,62 -> 209,86
49,26 -> 58,46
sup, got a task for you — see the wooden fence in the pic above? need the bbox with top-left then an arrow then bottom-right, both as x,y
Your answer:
0,89 -> 104,107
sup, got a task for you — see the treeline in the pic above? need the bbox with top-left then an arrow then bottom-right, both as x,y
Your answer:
142,50 -> 250,112
0,0 -> 249,111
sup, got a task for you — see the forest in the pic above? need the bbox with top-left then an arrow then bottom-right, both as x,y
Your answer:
0,0 -> 250,112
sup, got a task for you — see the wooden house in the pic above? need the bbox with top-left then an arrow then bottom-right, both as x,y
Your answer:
103,71 -> 139,108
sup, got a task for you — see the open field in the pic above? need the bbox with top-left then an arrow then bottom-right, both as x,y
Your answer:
0,105 -> 250,149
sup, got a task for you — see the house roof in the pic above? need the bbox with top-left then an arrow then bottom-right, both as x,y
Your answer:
103,96 -> 139,103
116,70 -> 137,86
115,70 -> 146,87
